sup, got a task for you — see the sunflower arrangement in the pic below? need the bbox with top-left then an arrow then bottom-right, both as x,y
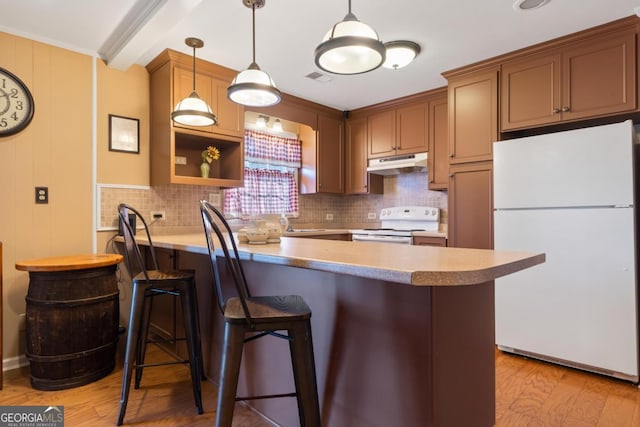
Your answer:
201,146 -> 221,163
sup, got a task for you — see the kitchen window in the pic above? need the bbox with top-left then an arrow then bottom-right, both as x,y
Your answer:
224,129 -> 301,217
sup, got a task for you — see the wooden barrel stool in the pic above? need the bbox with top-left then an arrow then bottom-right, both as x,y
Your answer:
16,254 -> 122,391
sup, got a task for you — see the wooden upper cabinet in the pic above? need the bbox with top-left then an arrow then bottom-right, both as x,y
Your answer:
500,52 -> 561,129
345,117 -> 382,195
317,115 -> 344,193
368,109 -> 396,158
501,28 -> 636,131
301,114 -> 344,194
146,49 -> 244,187
448,67 -> 498,165
173,66 -> 243,138
428,93 -> 448,190
368,102 -> 428,159
396,102 -> 428,155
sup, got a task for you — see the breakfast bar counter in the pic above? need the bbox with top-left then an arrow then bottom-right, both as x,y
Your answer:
126,233 -> 544,427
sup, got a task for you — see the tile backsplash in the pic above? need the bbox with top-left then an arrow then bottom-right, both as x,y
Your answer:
99,172 -> 447,234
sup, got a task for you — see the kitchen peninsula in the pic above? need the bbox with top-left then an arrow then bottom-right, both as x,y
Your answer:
126,234 -> 544,427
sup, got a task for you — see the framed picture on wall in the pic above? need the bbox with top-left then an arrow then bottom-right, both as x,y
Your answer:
109,114 -> 139,154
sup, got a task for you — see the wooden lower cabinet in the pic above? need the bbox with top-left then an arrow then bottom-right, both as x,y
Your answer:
448,162 -> 493,249
413,236 -> 447,247
147,248 -> 187,358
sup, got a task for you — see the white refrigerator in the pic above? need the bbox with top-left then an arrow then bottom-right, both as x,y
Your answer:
494,120 -> 639,382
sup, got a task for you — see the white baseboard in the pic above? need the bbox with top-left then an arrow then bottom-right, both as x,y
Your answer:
3,354 -> 29,372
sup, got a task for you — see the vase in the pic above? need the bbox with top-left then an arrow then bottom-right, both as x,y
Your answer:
200,162 -> 210,178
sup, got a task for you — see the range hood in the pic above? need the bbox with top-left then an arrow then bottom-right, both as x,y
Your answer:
367,152 -> 428,175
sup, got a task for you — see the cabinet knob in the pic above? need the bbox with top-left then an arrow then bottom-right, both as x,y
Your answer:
552,108 -> 561,114
449,173 -> 454,178
561,106 -> 570,112
449,153 -> 454,158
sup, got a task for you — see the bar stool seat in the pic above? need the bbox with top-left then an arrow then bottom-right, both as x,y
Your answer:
200,200 -> 321,427
116,203 -> 204,426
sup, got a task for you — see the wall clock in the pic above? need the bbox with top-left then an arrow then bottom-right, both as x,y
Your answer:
0,67 -> 35,137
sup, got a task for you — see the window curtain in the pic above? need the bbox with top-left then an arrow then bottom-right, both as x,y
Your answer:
224,129 -> 301,217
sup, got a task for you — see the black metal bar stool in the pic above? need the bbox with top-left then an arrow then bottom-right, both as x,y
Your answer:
199,200 -> 321,427
116,203 -> 204,426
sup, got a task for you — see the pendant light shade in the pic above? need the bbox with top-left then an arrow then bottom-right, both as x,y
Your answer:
227,0 -> 281,107
172,37 -> 217,126
314,0 -> 385,75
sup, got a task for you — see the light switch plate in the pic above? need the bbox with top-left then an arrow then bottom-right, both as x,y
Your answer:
175,156 -> 187,165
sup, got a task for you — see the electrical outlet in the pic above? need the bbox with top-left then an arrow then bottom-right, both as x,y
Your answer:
35,186 -> 48,204
209,193 -> 221,206
326,213 -> 334,221
151,211 -> 166,220
367,212 -> 376,219
175,156 -> 187,165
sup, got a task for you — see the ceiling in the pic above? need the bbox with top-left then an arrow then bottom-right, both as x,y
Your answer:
0,0 -> 638,111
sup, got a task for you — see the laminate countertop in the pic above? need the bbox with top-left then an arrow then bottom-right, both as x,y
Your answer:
134,233 -> 544,287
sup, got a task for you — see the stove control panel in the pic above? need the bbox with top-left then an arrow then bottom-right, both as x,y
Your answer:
380,206 -> 440,222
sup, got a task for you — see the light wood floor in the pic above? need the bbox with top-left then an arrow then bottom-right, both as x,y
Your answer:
495,349 -> 640,426
2,346 -> 640,426
1,343 -> 272,427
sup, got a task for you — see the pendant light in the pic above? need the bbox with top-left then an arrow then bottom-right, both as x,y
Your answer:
314,0 -> 386,75
171,37 -> 217,126
227,0 -> 281,107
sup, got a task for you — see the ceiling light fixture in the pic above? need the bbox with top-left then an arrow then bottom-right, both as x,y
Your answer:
513,0 -> 550,11
314,0 -> 386,75
171,37 -> 217,126
382,41 -> 421,70
272,118 -> 283,132
256,115 -> 268,128
227,0 -> 281,107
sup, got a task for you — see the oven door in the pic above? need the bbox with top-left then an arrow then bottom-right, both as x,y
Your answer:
351,234 -> 413,245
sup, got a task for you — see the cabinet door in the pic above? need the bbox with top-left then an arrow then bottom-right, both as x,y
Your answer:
428,94 -> 449,190
346,117 -> 382,194
448,162 -> 493,249
173,67 -> 244,138
501,53 -> 562,131
212,78 -> 243,138
396,102 -> 428,155
173,67 -> 215,133
317,115 -> 344,193
368,109 -> 396,158
448,68 -> 498,164
413,236 -> 447,247
562,29 -> 636,122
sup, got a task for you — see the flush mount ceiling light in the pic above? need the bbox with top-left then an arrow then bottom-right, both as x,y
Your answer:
314,0 -> 386,75
227,0 -> 282,107
513,0 -> 550,11
382,41 -> 421,70
171,37 -> 217,126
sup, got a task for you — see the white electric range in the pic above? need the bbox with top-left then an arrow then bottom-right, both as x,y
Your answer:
350,206 -> 440,245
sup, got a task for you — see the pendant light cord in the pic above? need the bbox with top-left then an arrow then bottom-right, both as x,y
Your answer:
252,2 -> 256,64
191,44 -> 196,91
348,0 -> 351,14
